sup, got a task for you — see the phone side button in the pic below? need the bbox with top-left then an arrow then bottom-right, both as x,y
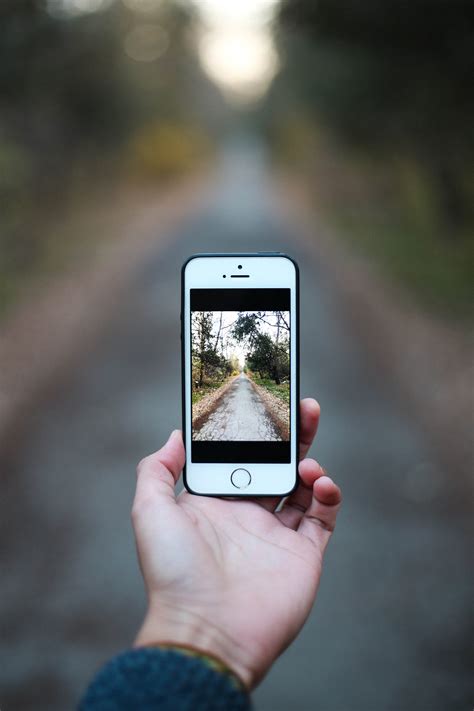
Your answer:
230,468 -> 251,489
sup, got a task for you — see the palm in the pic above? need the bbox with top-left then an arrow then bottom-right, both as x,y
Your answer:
139,490 -> 324,682
133,401 -> 341,687
184,493 -> 321,645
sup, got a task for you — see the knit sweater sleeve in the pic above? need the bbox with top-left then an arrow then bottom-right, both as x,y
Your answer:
78,647 -> 251,711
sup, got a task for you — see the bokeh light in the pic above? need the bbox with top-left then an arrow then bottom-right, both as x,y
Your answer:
191,0 -> 280,102
198,30 -> 278,102
124,24 -> 169,63
122,0 -> 165,15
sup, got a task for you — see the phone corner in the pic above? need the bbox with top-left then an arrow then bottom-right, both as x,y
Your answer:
182,468 -> 199,496
181,470 -> 191,494
281,472 -> 299,497
181,253 -> 202,280
278,252 -> 300,276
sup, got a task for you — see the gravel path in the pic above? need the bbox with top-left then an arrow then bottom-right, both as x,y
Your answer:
194,373 -> 281,441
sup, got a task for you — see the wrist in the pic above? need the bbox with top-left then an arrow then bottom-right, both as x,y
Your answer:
134,601 -> 254,690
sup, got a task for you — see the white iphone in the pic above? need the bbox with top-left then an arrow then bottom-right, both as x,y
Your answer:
181,253 -> 299,496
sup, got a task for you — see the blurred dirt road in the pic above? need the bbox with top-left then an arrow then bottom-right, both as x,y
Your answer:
1,137 -> 471,711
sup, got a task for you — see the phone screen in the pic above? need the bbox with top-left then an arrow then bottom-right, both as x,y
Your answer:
190,288 -> 291,464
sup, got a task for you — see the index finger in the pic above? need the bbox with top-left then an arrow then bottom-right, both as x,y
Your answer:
299,398 -> 320,459
252,399 -> 321,513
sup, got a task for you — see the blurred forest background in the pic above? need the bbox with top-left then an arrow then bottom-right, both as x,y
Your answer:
268,0 -> 474,315
1,2 -> 473,710
1,0 -> 221,312
1,0 -> 473,317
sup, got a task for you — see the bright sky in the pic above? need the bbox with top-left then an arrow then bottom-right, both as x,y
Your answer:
216,312 -> 246,368
190,0 -> 281,103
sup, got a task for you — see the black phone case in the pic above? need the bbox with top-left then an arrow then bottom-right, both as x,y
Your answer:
181,252 -> 300,497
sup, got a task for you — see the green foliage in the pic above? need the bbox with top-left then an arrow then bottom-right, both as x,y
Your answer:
232,313 -> 260,345
0,1 -> 126,162
279,0 -> 473,148
233,312 -> 290,385
192,312 -> 239,394
246,334 -> 290,385
0,0 -> 218,315
334,205 -> 474,317
264,0 -> 474,317
274,0 -> 473,231
246,333 -> 275,375
249,374 -> 290,405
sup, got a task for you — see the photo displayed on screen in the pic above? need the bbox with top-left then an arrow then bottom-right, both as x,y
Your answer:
192,308 -> 290,443
190,288 -> 291,464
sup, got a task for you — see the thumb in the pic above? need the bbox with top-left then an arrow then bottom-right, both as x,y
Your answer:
134,430 -> 185,506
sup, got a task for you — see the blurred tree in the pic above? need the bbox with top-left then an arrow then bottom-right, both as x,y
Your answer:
227,354 -> 241,375
276,0 -> 474,231
0,0 -> 125,175
0,0 -> 224,313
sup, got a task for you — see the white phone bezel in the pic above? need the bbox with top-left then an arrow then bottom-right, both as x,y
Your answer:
182,254 -> 298,497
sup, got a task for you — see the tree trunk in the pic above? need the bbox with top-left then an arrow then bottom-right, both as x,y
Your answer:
199,315 -> 205,386
213,312 -> 223,352
274,313 -> 281,384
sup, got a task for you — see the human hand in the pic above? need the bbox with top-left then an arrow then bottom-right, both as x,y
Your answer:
132,399 -> 342,689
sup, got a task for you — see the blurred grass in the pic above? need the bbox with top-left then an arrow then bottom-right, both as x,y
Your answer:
333,210 -> 473,316
0,153 -> 136,313
330,154 -> 473,317
0,180 -> 124,316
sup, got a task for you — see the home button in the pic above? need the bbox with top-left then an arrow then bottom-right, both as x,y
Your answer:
230,468 -> 251,489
